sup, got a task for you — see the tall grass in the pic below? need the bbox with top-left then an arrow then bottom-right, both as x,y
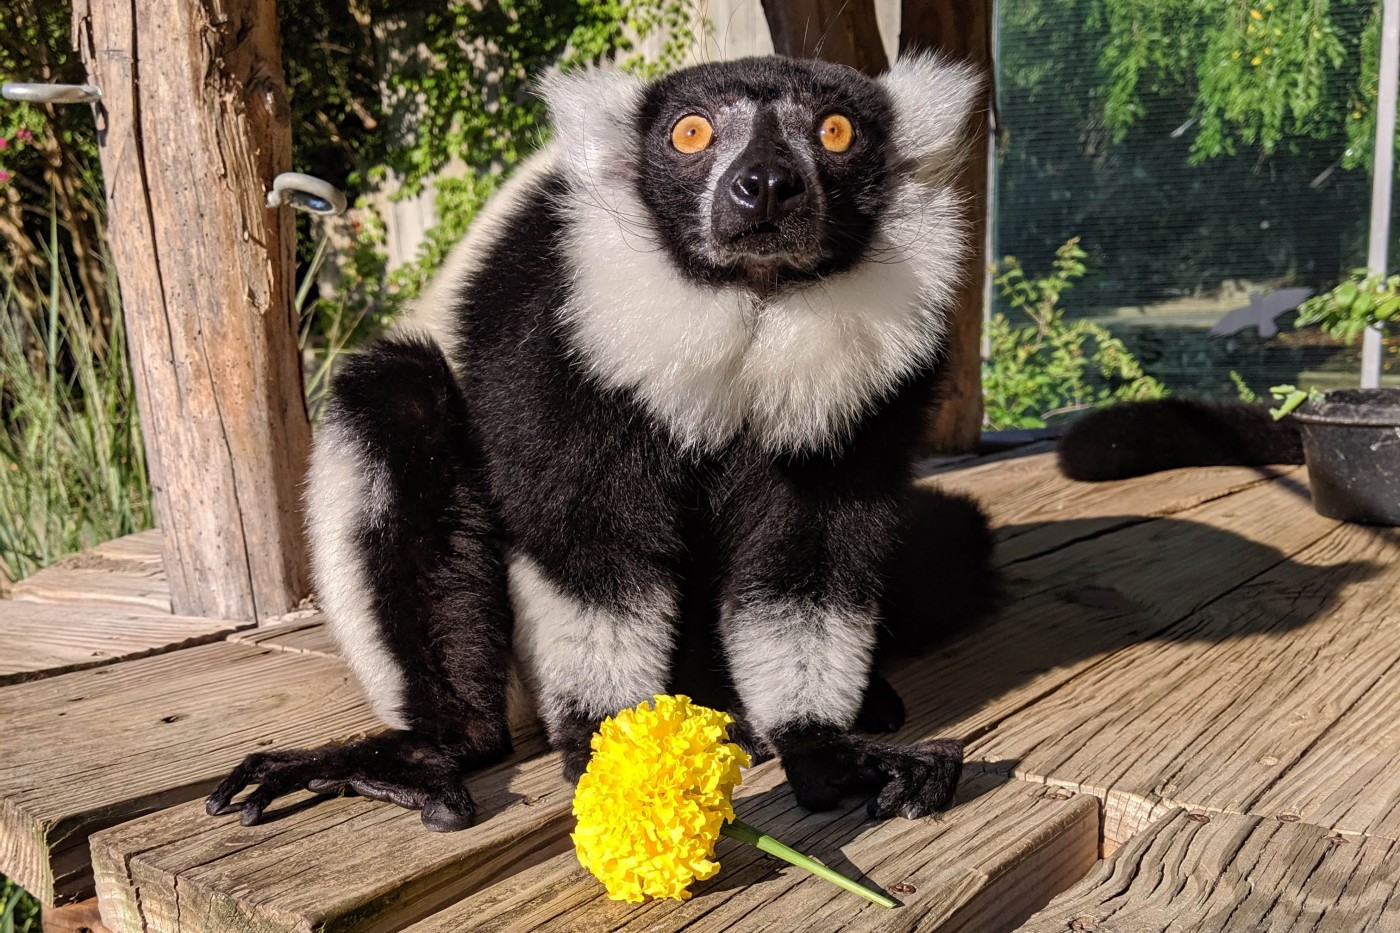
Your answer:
0,205 -> 151,585
0,876 -> 39,933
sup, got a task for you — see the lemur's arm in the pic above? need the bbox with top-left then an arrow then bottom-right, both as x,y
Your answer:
716,444 -> 964,819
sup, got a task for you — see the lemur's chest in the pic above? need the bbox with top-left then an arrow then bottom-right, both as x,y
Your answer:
558,224 -> 946,455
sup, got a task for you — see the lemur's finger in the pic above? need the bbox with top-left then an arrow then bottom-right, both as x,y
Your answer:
420,796 -> 477,832
205,752 -> 270,815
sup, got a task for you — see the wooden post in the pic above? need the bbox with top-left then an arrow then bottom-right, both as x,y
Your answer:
761,0 -> 890,76
902,0 -> 994,453
72,0 -> 312,620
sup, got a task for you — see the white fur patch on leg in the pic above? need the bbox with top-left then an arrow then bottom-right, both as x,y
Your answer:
508,554 -> 677,726
723,600 -> 878,735
305,423 -> 410,729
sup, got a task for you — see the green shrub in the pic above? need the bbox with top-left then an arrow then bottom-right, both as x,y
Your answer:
983,238 -> 1167,429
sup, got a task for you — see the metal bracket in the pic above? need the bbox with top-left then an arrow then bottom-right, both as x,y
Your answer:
266,173 -> 348,216
2,83 -> 102,104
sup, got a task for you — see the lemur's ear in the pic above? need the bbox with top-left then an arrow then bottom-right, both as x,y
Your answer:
880,54 -> 983,167
540,67 -> 646,183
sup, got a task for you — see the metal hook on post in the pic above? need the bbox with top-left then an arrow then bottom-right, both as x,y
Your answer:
1,82 -> 102,104
266,173 -> 347,216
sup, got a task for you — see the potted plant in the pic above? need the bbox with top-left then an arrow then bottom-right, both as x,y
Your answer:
1270,269 -> 1400,526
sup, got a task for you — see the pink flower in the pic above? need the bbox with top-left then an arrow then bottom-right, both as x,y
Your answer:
0,170 -> 11,183
0,138 -> 8,150
16,128 -> 32,142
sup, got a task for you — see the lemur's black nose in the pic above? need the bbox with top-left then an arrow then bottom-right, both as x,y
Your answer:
729,164 -> 807,222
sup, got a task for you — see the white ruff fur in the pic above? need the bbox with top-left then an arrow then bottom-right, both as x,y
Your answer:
545,56 -> 980,454
306,424 -> 409,729
724,600 -> 879,733
507,554 -> 677,725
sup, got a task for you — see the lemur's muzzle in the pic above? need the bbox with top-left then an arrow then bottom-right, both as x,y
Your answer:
712,113 -> 816,259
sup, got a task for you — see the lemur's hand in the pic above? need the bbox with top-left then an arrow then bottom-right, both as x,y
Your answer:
773,727 -> 963,819
205,731 -> 498,832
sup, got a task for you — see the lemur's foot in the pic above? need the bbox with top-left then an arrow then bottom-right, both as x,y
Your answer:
777,730 -> 963,819
854,674 -> 906,733
860,737 -> 963,820
206,731 -> 503,832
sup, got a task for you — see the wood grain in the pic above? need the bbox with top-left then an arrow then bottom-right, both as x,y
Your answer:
761,0 -> 890,75
1016,809 -> 1400,932
73,0 -> 311,621
91,744 -> 567,933
10,552 -> 171,614
0,601 -> 251,685
971,520 -> 1400,847
0,643 -> 380,904
402,773 -> 1098,933
42,897 -> 112,933
227,616 -> 339,657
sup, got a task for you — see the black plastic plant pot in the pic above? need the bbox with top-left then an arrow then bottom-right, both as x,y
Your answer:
1292,388 -> 1400,526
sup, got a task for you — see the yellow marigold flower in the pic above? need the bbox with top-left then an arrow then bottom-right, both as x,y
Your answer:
571,695 -> 750,903
1250,8 -> 1263,19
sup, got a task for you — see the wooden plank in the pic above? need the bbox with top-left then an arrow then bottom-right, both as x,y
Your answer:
402,772 -> 1099,933
42,897 -> 113,933
91,746 -> 568,933
925,450 -> 1300,564
74,0 -> 312,621
0,643 -> 380,905
10,551 -> 171,614
0,601 -> 252,685
227,616 -> 339,657
1016,809 -> 1400,933
91,530 -> 164,566
970,518 -> 1400,847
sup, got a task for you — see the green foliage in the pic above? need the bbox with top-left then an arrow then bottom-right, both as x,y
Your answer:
1,875 -> 39,933
0,203 -> 150,586
1295,267 -> 1400,341
1093,0 -> 1366,164
281,0 -> 698,323
984,239 -> 1168,429
1230,370 -> 1260,402
1268,382 -> 1325,417
996,0 -> 1378,310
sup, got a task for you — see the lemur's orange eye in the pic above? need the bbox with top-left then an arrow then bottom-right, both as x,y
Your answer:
671,114 -> 714,153
818,114 -> 854,153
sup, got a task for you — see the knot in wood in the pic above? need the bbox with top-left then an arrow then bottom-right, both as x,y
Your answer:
890,882 -> 917,895
1276,813 -> 1301,823
1068,916 -> 1099,931
1185,812 -> 1211,823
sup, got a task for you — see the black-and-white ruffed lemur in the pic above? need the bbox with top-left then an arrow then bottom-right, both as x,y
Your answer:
207,54 -> 999,832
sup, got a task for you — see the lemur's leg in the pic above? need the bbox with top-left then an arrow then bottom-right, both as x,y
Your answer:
716,453 -> 963,820
207,336 -> 512,831
508,523 -> 683,782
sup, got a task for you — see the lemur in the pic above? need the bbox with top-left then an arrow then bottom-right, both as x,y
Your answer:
206,54 -> 997,833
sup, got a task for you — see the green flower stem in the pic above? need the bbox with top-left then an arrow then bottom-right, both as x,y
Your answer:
721,818 -> 897,909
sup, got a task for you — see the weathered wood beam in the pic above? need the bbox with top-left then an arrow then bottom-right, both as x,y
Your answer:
761,0 -> 890,76
902,0 -> 994,453
72,0 -> 311,620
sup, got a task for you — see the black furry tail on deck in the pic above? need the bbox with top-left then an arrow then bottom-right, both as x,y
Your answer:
1055,399 -> 1305,482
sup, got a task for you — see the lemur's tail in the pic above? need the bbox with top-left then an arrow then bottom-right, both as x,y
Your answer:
1056,399 -> 1304,482
879,488 -> 1000,659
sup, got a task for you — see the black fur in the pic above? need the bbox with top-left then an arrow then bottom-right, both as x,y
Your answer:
209,57 -> 992,830
1057,399 -> 1305,481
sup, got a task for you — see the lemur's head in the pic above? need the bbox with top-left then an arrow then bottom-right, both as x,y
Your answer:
544,55 -> 980,296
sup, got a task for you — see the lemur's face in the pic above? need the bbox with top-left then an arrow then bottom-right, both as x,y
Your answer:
633,59 -> 895,292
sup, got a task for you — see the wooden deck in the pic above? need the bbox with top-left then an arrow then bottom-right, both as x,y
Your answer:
2,450 -> 1398,932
